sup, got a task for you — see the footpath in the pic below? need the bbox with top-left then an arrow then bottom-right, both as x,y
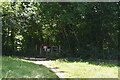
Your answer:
22,58 -> 67,80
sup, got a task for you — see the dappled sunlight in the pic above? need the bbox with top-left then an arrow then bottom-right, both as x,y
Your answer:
1,2 -> 119,79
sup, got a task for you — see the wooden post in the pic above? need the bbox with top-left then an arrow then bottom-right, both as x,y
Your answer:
36,44 -> 37,51
51,46 -> 53,53
59,45 -> 61,53
40,46 -> 41,56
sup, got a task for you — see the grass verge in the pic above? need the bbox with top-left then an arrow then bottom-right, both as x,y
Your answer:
49,58 -> 119,78
2,56 -> 58,78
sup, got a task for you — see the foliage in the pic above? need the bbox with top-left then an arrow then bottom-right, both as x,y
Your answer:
1,2 -> 119,59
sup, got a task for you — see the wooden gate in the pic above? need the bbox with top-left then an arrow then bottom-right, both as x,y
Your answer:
39,45 -> 61,57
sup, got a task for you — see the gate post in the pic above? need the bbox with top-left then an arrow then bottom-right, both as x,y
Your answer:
51,46 -> 53,53
59,45 -> 61,53
40,46 -> 42,56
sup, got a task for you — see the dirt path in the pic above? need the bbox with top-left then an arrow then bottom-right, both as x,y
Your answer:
26,60 -> 67,80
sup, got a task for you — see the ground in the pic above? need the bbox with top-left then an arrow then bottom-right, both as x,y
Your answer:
1,56 -> 58,78
1,56 -> 119,78
48,58 -> 119,78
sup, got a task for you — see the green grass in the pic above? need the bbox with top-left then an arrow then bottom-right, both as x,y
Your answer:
49,58 -> 119,78
2,56 -> 58,78
0,56 -> 2,78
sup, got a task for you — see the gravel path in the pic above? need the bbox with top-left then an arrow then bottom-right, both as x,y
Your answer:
26,60 -> 67,80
